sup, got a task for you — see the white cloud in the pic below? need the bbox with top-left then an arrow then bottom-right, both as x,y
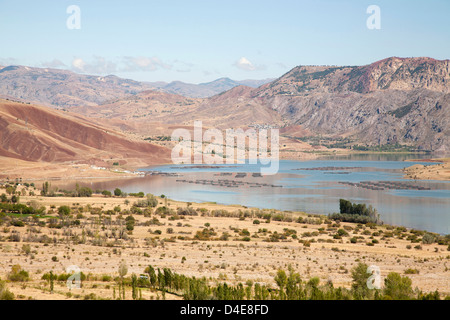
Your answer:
71,56 -> 117,74
71,58 -> 86,71
233,57 -> 266,72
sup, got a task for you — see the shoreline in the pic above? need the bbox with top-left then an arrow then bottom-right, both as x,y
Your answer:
1,150 -> 441,180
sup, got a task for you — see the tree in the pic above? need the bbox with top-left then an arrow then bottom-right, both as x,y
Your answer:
5,186 -> 15,196
118,260 -> 128,299
77,186 -> 93,197
339,199 -> 352,214
307,277 -> 322,300
41,181 -> 50,196
351,263 -> 371,299
102,190 -> 112,197
114,188 -> 122,197
145,265 -> 157,289
118,260 -> 128,278
286,266 -> 302,300
131,274 -> 138,300
49,271 -> 54,294
10,195 -> 19,204
274,269 -> 287,299
383,272 -> 413,300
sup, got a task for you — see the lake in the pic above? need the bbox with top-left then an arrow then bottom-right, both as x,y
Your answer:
55,155 -> 450,235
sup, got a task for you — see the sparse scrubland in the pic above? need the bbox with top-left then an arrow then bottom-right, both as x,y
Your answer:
0,181 -> 449,300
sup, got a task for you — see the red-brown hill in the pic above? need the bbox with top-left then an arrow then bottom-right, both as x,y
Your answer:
0,99 -> 171,166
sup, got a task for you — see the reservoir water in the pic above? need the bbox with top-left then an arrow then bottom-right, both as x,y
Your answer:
57,156 -> 450,235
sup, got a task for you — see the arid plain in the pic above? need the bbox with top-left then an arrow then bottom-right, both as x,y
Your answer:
0,184 -> 449,300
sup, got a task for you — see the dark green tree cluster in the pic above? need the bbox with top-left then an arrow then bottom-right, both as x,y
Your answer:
142,265 -> 212,299
0,202 -> 37,215
329,199 -> 381,224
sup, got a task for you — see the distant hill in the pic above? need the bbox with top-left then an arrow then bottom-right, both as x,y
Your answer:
152,77 -> 275,98
0,65 -> 155,108
251,57 -> 450,152
0,65 -> 274,107
0,98 -> 170,166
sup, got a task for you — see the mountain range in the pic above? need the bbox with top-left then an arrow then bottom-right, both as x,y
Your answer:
0,65 -> 273,108
147,77 -> 275,98
70,57 -> 448,152
0,56 -> 449,169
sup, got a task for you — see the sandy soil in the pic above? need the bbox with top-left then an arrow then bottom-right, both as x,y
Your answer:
0,190 -> 449,300
404,158 -> 450,181
0,157 -> 150,180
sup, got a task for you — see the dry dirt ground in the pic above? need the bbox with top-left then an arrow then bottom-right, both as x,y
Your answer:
403,158 -> 450,181
0,188 -> 449,300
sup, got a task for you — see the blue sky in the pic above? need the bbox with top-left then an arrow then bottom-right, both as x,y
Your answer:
0,0 -> 449,83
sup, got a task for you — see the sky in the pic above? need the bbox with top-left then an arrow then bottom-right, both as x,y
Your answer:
0,0 -> 449,83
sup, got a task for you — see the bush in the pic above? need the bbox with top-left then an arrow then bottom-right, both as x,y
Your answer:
329,213 -> 377,224
77,186 -> 92,197
422,233 -> 435,244
8,265 -> 30,282
0,281 -> 15,300
58,205 -> 71,216
404,268 -> 419,275
135,194 -> 158,208
125,215 -> 135,231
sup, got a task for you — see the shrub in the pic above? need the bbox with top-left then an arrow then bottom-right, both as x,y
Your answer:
77,186 -> 92,197
404,268 -> 419,275
0,281 -> 15,300
58,205 -> 71,216
8,265 -> 30,282
422,233 -> 435,244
